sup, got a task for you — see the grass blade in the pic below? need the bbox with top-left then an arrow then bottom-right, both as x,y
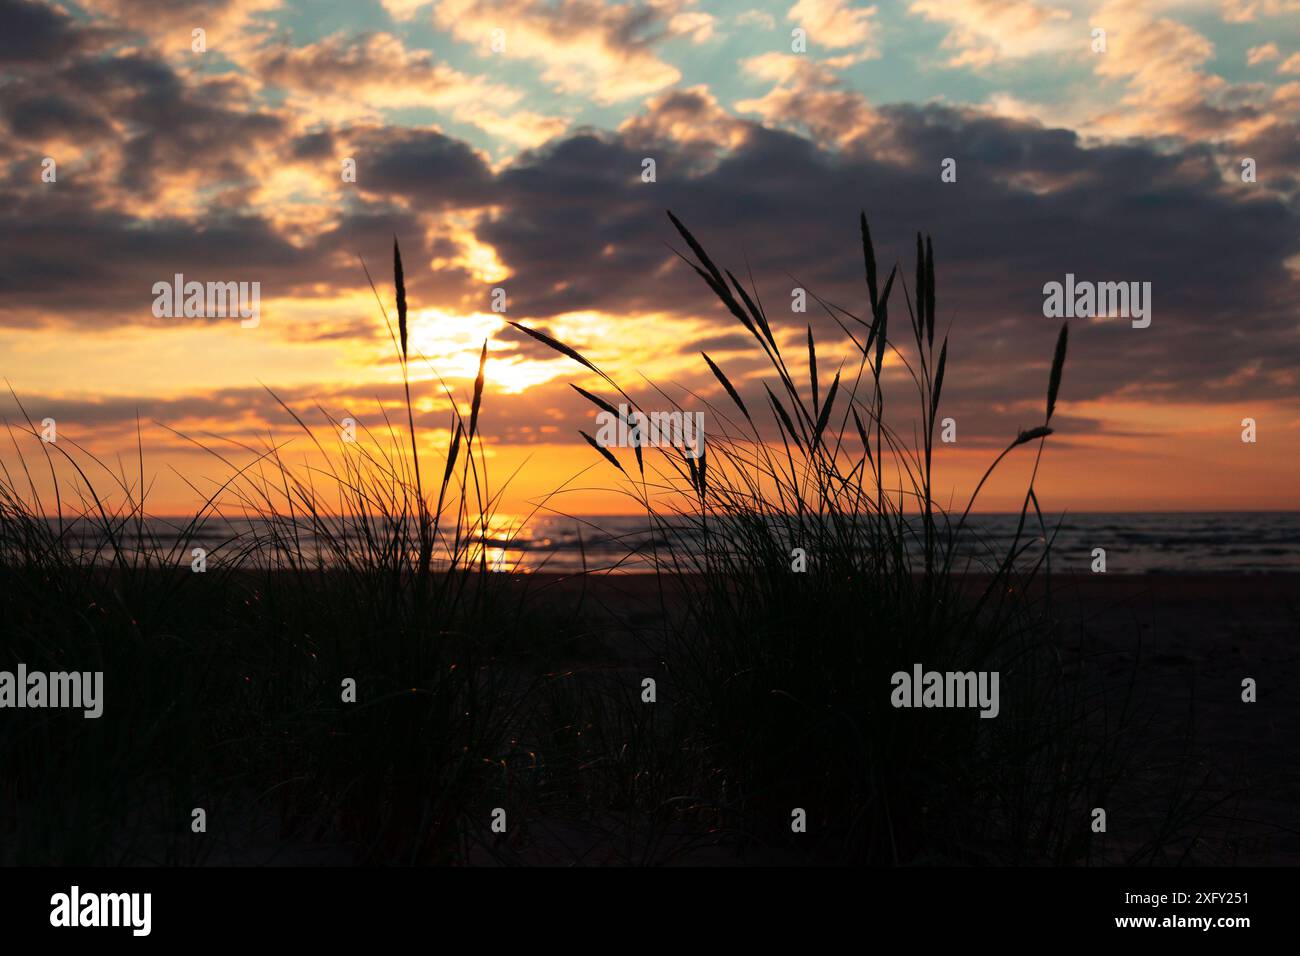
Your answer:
860,211 -> 879,315
807,326 -> 819,413
932,337 -> 948,411
508,322 -> 600,376
765,383 -> 803,451
925,235 -> 935,349
468,341 -> 487,442
1015,425 -> 1054,446
813,370 -> 840,447
579,429 -> 625,474
701,352 -> 750,422
394,238 -> 408,363
1046,322 -> 1069,423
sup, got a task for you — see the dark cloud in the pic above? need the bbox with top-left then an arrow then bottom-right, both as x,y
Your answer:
692,332 -> 755,354
0,0 -> 91,62
290,130 -> 335,160
1,7 -> 1297,443
0,178 -> 433,326
1,90 -> 113,139
472,104 -> 1300,414
354,128 -> 493,209
2,40 -> 287,195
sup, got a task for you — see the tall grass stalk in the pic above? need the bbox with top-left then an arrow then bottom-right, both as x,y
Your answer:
510,210 -> 1217,863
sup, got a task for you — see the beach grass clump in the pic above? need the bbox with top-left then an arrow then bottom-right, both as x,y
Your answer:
515,211 -> 1206,864
0,220 -> 1222,866
0,244 -> 554,864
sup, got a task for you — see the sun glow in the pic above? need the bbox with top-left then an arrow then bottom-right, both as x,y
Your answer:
403,309 -> 567,394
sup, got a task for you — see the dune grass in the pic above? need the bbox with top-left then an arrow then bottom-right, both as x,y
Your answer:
0,216 -> 1222,865
0,242 -> 562,864
510,211 -> 1220,864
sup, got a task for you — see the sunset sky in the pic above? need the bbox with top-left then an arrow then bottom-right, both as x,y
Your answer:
2,0 -> 1298,517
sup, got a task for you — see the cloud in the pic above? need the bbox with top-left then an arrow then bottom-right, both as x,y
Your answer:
736,54 -> 882,149
431,0 -> 699,104
618,86 -> 751,166
252,32 -> 516,116
75,0 -> 282,49
3,0 -> 1299,458
668,10 -> 716,43
787,0 -> 879,53
0,0 -> 114,62
0,40 -> 440,326
380,0 -> 431,20
248,31 -> 567,146
456,100 -> 1300,421
352,128 -> 496,209
1246,42 -> 1279,65
1081,1 -> 1293,146
908,0 -> 1073,69
736,10 -> 777,30
1279,52 -> 1300,75
1220,0 -> 1300,22
1090,2 -> 1217,117
1,43 -> 286,220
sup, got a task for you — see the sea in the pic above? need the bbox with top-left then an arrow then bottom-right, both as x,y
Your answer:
28,512 -> 1300,574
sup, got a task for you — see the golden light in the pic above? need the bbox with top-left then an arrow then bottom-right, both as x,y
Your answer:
403,309 -> 567,394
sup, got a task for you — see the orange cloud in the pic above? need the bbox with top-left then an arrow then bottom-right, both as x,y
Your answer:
788,0 -> 879,54
909,0 -> 1073,70
431,0 -> 700,104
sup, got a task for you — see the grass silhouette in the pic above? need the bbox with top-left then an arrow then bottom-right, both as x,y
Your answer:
0,216 -> 1223,865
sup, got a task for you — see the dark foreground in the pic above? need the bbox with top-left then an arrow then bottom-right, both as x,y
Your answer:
2,565 -> 1296,866
513,572 -> 1299,865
